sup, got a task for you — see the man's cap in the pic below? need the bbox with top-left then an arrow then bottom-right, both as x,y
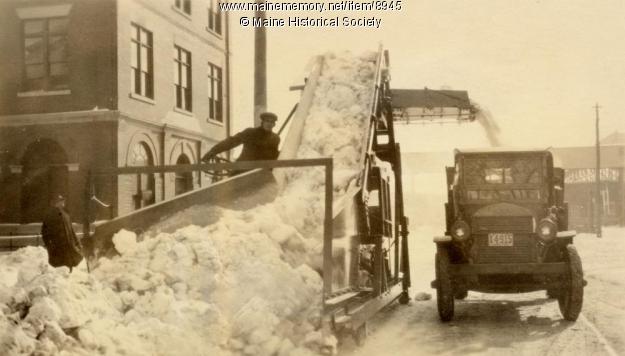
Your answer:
260,112 -> 278,123
52,195 -> 66,203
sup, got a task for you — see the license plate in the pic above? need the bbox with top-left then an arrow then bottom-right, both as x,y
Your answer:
488,233 -> 513,246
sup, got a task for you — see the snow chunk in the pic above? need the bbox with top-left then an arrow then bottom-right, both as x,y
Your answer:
112,229 -> 139,255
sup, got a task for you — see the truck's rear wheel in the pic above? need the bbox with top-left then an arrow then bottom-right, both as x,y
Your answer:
436,248 -> 454,322
558,245 -> 584,321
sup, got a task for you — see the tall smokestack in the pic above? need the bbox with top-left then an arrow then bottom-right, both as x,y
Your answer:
253,2 -> 267,127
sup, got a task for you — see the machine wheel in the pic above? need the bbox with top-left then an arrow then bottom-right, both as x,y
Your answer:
558,245 -> 584,321
352,323 -> 367,347
202,156 -> 231,181
436,248 -> 455,322
454,288 -> 468,300
398,291 -> 410,305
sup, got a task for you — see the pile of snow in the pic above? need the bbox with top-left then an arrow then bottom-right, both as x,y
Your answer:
0,248 -> 141,355
0,51 -> 377,356
276,51 -> 377,238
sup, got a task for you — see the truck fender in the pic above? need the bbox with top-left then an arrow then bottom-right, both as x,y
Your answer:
556,230 -> 577,239
433,235 -> 452,243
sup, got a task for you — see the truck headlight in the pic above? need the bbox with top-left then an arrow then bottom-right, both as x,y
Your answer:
451,220 -> 471,241
537,219 -> 557,242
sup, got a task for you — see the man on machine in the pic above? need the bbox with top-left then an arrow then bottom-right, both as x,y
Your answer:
201,112 -> 280,175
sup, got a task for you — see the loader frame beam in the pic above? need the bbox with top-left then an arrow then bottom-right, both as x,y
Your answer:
90,159 -> 331,175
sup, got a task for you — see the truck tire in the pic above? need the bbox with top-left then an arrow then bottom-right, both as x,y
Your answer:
558,245 -> 584,321
436,248 -> 454,322
546,288 -> 559,299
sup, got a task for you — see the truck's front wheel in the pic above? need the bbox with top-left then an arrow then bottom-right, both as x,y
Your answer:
436,248 -> 454,322
558,245 -> 584,321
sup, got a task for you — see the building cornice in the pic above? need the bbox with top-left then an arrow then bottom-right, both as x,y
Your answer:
0,110 -> 120,127
0,110 -> 214,142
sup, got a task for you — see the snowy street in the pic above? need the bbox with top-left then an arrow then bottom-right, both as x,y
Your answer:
340,226 -> 625,356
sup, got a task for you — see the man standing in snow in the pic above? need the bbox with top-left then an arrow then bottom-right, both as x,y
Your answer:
41,195 -> 83,271
201,112 -> 280,174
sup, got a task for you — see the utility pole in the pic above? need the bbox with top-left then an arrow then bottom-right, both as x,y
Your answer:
594,103 -> 602,238
253,0 -> 267,127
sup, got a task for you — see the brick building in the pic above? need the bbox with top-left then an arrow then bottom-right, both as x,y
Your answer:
0,0 -> 230,225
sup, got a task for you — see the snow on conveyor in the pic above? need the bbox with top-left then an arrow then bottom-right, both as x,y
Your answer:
0,51 -> 378,356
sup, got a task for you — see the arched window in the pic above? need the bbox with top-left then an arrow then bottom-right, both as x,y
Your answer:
131,142 -> 152,166
131,142 -> 155,209
174,154 -> 193,195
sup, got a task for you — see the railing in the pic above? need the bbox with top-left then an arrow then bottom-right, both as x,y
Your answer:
0,235 -> 43,252
0,223 -> 91,252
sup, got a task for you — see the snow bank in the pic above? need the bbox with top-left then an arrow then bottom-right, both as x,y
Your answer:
0,51 -> 377,356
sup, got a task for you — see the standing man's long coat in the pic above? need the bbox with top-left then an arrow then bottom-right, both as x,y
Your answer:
41,207 -> 83,268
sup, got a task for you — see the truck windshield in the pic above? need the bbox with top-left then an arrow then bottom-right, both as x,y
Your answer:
462,157 -> 543,201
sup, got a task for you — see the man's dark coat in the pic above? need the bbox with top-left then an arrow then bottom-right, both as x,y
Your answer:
208,127 -> 280,161
41,207 -> 83,268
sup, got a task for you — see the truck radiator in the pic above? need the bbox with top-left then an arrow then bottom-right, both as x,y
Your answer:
472,216 -> 533,233
471,216 -> 536,264
472,233 -> 536,264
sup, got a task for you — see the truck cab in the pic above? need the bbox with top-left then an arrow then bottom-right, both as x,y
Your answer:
433,148 -> 584,322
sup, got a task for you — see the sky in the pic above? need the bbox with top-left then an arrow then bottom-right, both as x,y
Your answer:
227,0 -> 625,152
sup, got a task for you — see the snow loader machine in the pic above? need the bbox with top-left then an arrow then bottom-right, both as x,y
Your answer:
84,47 -> 411,344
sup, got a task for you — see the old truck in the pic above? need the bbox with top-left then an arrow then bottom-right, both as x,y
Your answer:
432,148 -> 585,322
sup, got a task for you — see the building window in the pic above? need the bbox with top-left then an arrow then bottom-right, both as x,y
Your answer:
208,63 -> 222,122
131,24 -> 153,98
22,17 -> 69,91
208,0 -> 222,34
174,46 -> 192,112
175,0 -> 191,15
